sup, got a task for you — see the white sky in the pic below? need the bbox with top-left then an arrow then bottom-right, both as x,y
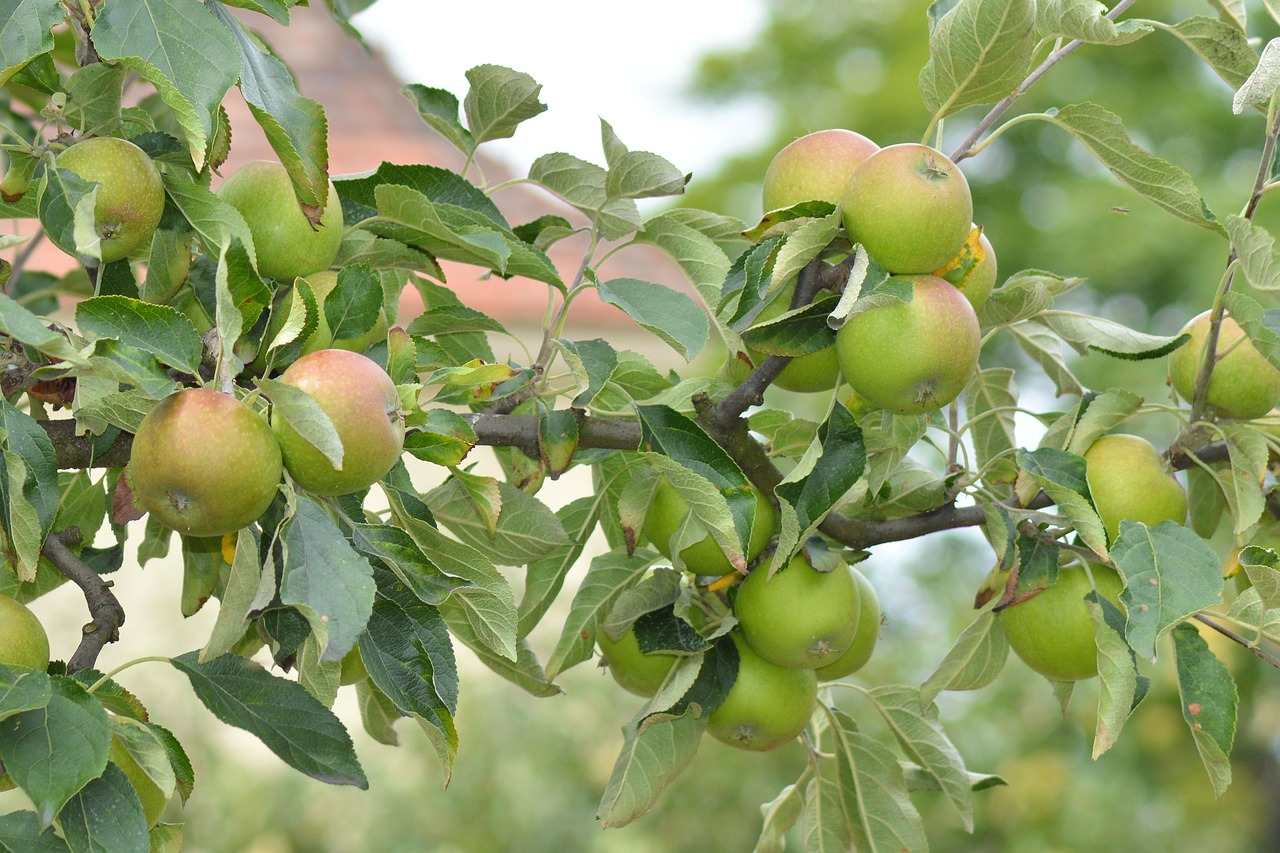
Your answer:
352,1 -> 771,182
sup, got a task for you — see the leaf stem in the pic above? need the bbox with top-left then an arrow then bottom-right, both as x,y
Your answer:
85,656 -> 173,694
1193,612 -> 1280,669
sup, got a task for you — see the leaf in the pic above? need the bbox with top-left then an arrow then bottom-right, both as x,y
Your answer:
1111,521 -> 1223,660
0,811 -> 71,852
1037,310 -> 1189,360
770,212 -> 842,296
519,496 -> 599,637
57,764 -> 149,853
596,705 -> 705,828
596,278 -> 709,361
1017,447 -> 1108,557
602,121 -> 688,200
170,652 -> 367,787
1172,622 -> 1237,797
754,781 -> 804,853
868,685 -> 975,831
1159,16 -> 1258,94
0,294 -> 89,367
0,0 -> 62,87
1234,36 -> 1280,114
425,478 -> 572,567
830,709 -> 929,853
1239,545 -> 1280,610
92,0 -> 241,165
919,0 -> 1036,119
0,676 -> 111,827
803,764 -> 855,853
0,665 -> 52,724
1087,592 -> 1149,758
442,608 -> 562,698
161,169 -> 257,266
1032,103 -> 1224,235
349,522 -> 467,607
1035,0 -> 1152,44
528,153 -> 641,241
977,270 -> 1057,327
920,610 -> 1008,706
75,296 -> 202,375
463,65 -> 546,145
0,401 -> 60,582
256,376 -> 344,469
1061,388 -> 1143,456
546,547 -> 656,679
402,84 -> 472,154
1226,214 -> 1280,292
553,338 -> 617,407
638,211 -> 729,310
1010,321 -> 1084,396
200,529 -> 265,662
1214,425 -> 1269,535
966,368 -> 1018,475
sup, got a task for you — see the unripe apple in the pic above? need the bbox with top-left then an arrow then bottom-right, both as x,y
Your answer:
53,137 -> 165,265
272,349 -> 405,496
815,567 -> 881,680
643,477 -> 776,574
935,227 -> 997,312
597,624 -> 679,698
217,160 -> 344,281
734,553 -> 859,669
761,129 -> 879,212
707,633 -> 817,751
0,594 -> 50,671
128,388 -> 282,537
835,274 -> 981,414
842,143 -> 973,274
1083,433 -> 1186,543
1168,311 -> 1280,420
746,280 -> 840,393
1002,564 -> 1124,681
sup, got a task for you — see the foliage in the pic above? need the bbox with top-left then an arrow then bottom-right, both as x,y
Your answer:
3,0 -> 1280,850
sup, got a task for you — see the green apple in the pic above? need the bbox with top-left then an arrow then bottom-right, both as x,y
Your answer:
1168,311 -> 1280,420
762,129 -> 879,211
0,594 -> 49,670
734,553 -> 859,669
815,567 -> 881,681
835,274 -> 981,414
1001,564 -> 1124,682
746,279 -> 840,392
128,388 -> 282,537
643,477 -> 776,574
842,143 -> 973,274
935,227 -> 997,312
272,349 -> 405,496
217,160 -> 344,281
597,624 -> 679,698
706,633 -> 817,751
53,136 -> 165,265
1083,433 -> 1187,543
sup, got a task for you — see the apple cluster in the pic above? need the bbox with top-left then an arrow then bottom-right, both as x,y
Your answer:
598,475 -> 882,752
127,348 -> 404,538
754,129 -> 996,415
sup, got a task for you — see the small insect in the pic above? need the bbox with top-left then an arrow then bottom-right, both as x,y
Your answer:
1111,206 -> 1130,214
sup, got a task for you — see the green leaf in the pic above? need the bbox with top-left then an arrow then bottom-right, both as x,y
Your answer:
546,547 -> 657,679
92,0 -> 241,165
0,294 -> 89,367
1215,425 -> 1269,535
1226,214 -> 1280,292
256,377 -> 344,470
868,685 -> 975,831
1017,447 -> 1108,557
919,0 -> 1036,120
58,763 -> 149,853
64,64 -> 127,136
1111,521 -> 1222,660
442,606 -> 562,698
336,161 -> 507,228
1009,321 -> 1084,396
1157,16 -> 1258,94
1037,310 -> 1190,360
596,278 -> 709,361
0,401 -> 60,583
1031,103 -> 1224,235
75,296 -> 202,375
966,368 -> 1018,476
1234,36 -> 1280,114
1239,545 -> 1280,610
1088,592 -> 1149,758
519,496 -> 599,638
597,704 -> 705,829
1035,0 -> 1152,43
0,811 -> 70,852
200,529 -> 266,662
528,153 -> 642,241
425,478 -> 572,567
976,270 -> 1062,327
0,666 -> 52,724
829,709 -> 929,853
402,84 -> 473,154
601,120 -> 688,200
161,169 -> 257,266
638,211 -> 729,310
920,610 -> 1008,706
373,184 -> 510,271
170,651 -> 367,787
1061,388 -> 1143,456
463,64 -> 546,145
0,676 -> 111,827
402,410 -> 477,468
771,212 -> 842,295
211,5 -> 329,211
280,497 -> 376,662
0,0 -> 62,87
217,0 -> 292,23
553,338 -> 617,408
1172,622 -> 1237,797
754,781 -> 804,853
803,763 -> 855,852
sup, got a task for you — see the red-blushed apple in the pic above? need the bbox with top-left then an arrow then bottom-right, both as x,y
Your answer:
53,136 -> 165,265
1168,311 -> 1280,420
834,274 -> 980,414
1083,433 -> 1187,543
128,388 -> 282,537
762,129 -> 879,211
217,160 -> 344,281
842,143 -> 973,274
272,349 -> 404,496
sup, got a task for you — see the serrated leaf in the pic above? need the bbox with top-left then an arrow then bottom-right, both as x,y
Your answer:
1037,310 -> 1189,359
597,705 -> 705,828
1062,388 -> 1143,456
0,401 -> 60,583
426,477 -> 572,567
161,169 -> 257,266
0,810 -> 71,852
402,84 -> 472,154
596,278 -> 709,361
200,528 -> 264,661
920,610 -> 1008,705
1226,214 -> 1280,292
1018,447 -> 1108,557
919,0 -> 1036,119
257,377 -> 343,470
1032,103 -> 1224,235
0,0 -> 62,87
1239,545 -> 1280,609
966,368 -> 1018,475
57,763 -> 149,853
553,338 -> 617,408
770,211 -> 842,295
0,294 -> 90,367
1159,16 -> 1258,94
75,296 -> 202,375
1088,592 -> 1149,758
830,709 -> 928,853
1010,320 -> 1084,396
518,496 -> 598,637
528,153 -> 642,241
1036,0 -> 1152,43
1234,36 -> 1280,114
463,64 -> 546,145
0,666 -> 52,724
977,270 -> 1061,327
1112,521 -> 1222,660
754,780 -> 805,853
546,547 -> 656,679
171,652 -> 366,787
638,211 -> 729,310
1172,622 -> 1237,797
602,121 -> 688,200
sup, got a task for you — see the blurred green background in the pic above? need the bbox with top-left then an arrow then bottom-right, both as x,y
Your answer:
9,0 -> 1280,850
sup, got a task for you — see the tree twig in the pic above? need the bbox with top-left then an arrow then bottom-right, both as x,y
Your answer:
1194,612 -> 1280,670
43,530 -> 124,673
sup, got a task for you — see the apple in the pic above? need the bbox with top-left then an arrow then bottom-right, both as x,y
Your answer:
761,129 -> 879,212
597,624 -> 679,698
260,269 -> 389,360
1083,433 -> 1187,543
271,349 -> 405,496
1168,311 -> 1280,420
52,136 -> 165,265
841,143 -> 973,274
706,633 -> 817,751
935,227 -> 997,312
216,160 -> 344,281
1001,563 -> 1124,682
734,552 -> 859,669
128,388 -> 282,537
815,566 -> 881,680
746,279 -> 840,393
643,477 -> 776,574
835,274 -> 981,414
0,594 -> 49,670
